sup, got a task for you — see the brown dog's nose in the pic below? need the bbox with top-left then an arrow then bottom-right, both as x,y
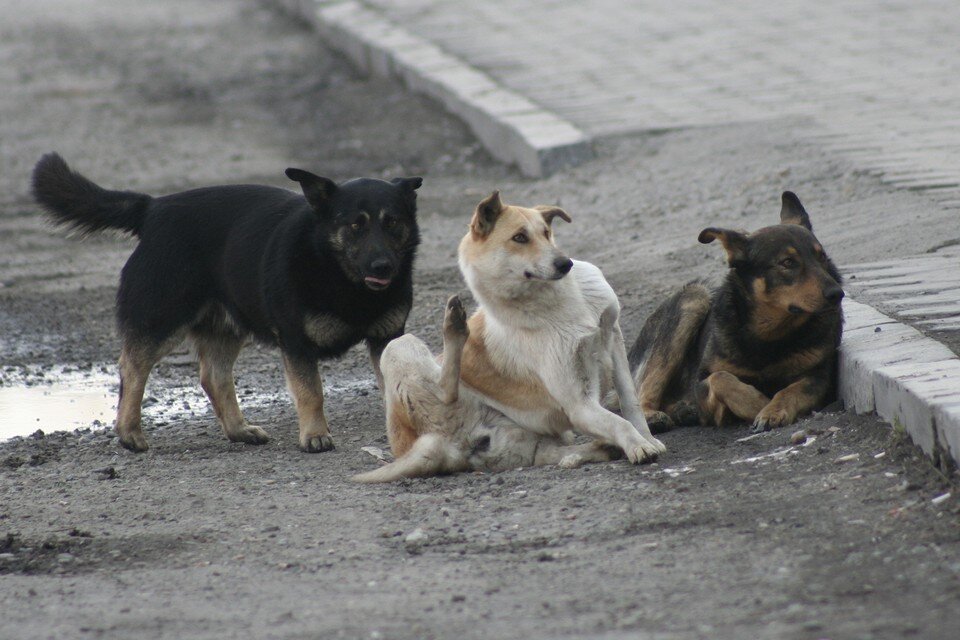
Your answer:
554,257 -> 574,275
824,285 -> 844,305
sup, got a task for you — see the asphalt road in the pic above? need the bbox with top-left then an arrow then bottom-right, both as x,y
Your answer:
0,2 -> 958,639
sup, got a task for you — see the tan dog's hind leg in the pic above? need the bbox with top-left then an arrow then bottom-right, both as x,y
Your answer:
116,341 -> 164,452
354,327 -> 471,482
282,354 -> 334,453
697,371 -> 770,426
197,336 -> 268,446
440,295 -> 469,404
541,441 -> 623,469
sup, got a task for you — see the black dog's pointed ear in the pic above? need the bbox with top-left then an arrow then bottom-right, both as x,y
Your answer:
285,168 -> 337,211
780,191 -> 812,231
470,190 -> 504,237
392,176 -> 423,193
699,227 -> 750,266
534,205 -> 572,226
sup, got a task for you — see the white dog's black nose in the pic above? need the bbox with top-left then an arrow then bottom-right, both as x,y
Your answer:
554,257 -> 574,275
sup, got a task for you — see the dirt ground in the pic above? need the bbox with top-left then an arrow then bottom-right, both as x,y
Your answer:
1,2 -> 958,639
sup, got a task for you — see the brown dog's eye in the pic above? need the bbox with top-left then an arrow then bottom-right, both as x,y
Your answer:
512,232 -> 528,244
779,257 -> 797,269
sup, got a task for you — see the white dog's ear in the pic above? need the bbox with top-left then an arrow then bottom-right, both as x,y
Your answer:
471,190 -> 504,237
534,205 -> 571,226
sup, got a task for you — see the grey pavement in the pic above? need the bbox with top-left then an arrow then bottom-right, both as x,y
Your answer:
364,0 -> 960,203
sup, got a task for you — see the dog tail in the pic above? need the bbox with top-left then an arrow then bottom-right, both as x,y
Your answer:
32,153 -> 152,237
352,433 -> 466,483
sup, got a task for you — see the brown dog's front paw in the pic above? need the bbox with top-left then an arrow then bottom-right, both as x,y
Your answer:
644,410 -> 674,434
751,407 -> 793,433
300,434 -> 335,453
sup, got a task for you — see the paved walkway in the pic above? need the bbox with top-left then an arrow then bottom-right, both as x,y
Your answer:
366,0 -> 960,202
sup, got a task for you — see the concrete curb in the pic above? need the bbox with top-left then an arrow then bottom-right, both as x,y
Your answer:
273,0 -> 593,177
840,299 -> 960,472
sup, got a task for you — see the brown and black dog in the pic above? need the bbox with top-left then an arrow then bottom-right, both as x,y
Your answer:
629,192 -> 844,434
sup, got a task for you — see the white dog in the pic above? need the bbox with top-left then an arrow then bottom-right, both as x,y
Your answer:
355,191 -> 665,482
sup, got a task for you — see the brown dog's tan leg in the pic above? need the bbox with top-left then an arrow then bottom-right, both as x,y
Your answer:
282,354 -> 334,453
197,336 -> 268,446
697,371 -> 770,426
753,377 -> 820,431
636,284 -> 711,430
116,341 -> 162,452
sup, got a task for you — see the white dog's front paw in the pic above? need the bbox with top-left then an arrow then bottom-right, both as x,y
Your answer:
647,436 -> 667,455
558,453 -> 585,469
625,437 -> 662,464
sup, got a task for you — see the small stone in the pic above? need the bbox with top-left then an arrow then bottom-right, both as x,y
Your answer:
834,453 -> 859,464
790,430 -> 807,445
931,492 -> 951,506
405,528 -> 428,545
451,594 -> 466,602
56,553 -> 74,563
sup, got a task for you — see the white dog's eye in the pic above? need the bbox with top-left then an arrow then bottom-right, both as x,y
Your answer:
512,232 -> 528,244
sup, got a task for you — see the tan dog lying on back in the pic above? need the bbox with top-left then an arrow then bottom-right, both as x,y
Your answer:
355,192 -> 665,482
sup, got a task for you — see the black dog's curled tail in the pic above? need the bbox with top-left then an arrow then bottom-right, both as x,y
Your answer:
31,153 -> 151,237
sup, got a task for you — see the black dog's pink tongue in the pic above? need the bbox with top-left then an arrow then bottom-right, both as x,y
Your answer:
365,276 -> 391,288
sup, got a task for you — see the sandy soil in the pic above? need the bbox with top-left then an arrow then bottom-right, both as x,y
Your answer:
1,2 -> 958,639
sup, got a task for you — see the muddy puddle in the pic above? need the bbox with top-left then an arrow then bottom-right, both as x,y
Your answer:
0,365 -> 374,441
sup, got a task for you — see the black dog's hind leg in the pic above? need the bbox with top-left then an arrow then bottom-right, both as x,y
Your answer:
196,334 -> 269,445
116,338 -> 177,452
631,282 -> 710,432
282,354 -> 334,453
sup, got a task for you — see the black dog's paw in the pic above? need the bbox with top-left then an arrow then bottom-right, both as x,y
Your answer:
227,424 -> 270,445
118,430 -> 149,453
300,434 -> 335,453
645,411 -> 675,434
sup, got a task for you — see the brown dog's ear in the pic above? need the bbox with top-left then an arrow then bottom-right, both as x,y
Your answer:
534,205 -> 572,226
470,191 -> 504,237
780,191 -> 813,231
286,168 -> 337,211
699,227 -> 750,266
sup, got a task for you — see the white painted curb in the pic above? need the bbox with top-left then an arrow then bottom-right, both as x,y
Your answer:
840,299 -> 960,471
272,0 -> 593,177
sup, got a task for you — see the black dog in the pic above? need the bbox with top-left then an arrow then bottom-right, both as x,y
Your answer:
32,153 -> 421,453
630,192 -> 844,434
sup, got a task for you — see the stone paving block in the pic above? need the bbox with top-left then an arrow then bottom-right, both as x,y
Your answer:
838,301 -> 956,413
362,0 -> 960,200
872,359 -> 960,468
